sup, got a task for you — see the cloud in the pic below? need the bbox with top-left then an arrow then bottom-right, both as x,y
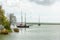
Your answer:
29,0 -> 56,5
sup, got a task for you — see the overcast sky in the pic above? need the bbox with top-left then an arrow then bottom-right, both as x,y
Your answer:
0,0 -> 60,23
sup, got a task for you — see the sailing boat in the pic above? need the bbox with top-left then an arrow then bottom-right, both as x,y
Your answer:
17,11 -> 29,28
38,16 -> 40,26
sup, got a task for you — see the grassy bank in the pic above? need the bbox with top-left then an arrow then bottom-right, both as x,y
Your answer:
8,29 -> 12,32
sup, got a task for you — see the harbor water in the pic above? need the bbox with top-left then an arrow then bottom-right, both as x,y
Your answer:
0,25 -> 60,40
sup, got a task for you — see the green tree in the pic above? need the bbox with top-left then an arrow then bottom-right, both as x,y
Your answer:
0,5 -> 11,30
0,6 -> 5,24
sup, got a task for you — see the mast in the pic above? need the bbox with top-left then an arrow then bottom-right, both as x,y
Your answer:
25,12 -> 26,26
21,11 -> 23,24
38,15 -> 40,26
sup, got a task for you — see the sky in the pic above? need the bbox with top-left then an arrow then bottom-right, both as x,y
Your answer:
0,0 -> 60,23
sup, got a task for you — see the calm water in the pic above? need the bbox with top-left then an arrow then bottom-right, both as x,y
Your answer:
0,25 -> 60,40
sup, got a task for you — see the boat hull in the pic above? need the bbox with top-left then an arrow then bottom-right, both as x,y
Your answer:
17,26 -> 29,28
